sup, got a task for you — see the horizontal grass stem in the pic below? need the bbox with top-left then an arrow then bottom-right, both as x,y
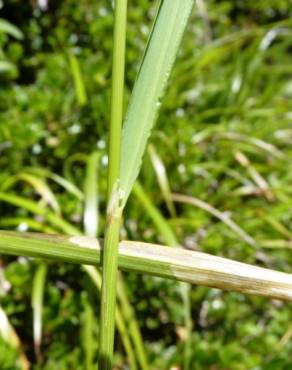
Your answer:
1,231 -> 292,301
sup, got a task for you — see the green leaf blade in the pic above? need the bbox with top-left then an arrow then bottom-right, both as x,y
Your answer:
120,0 -> 194,206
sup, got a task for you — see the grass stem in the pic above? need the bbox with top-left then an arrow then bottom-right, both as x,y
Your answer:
99,1 -> 127,368
1,231 -> 292,302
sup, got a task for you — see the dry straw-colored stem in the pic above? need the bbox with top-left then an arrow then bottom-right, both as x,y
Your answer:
0,231 -> 292,302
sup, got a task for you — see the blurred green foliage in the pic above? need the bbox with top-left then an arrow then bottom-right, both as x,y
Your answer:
0,0 -> 292,369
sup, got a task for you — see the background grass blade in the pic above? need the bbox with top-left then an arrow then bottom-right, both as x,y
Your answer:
171,193 -> 257,248
0,18 -> 23,39
148,144 -> 176,217
0,305 -> 29,370
0,217 -> 55,233
27,169 -> 84,201
32,263 -> 47,361
2,173 -> 61,214
234,151 -> 275,201
68,53 -> 88,106
133,182 -> 177,246
84,151 -> 100,237
0,192 -> 79,235
120,0 -> 194,206
81,292 -> 95,370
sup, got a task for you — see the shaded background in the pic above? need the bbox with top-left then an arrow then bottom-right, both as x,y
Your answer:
0,0 -> 292,369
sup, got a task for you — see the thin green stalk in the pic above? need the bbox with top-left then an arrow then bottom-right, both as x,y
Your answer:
82,149 -> 143,368
106,1 -> 127,198
99,1 -> 127,369
85,266 -> 138,370
99,213 -> 122,369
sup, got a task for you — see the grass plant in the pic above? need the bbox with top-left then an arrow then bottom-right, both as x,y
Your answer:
0,1 -> 292,369
100,1 -> 194,367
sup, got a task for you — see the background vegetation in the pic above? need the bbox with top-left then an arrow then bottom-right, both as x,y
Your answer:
0,0 -> 292,368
